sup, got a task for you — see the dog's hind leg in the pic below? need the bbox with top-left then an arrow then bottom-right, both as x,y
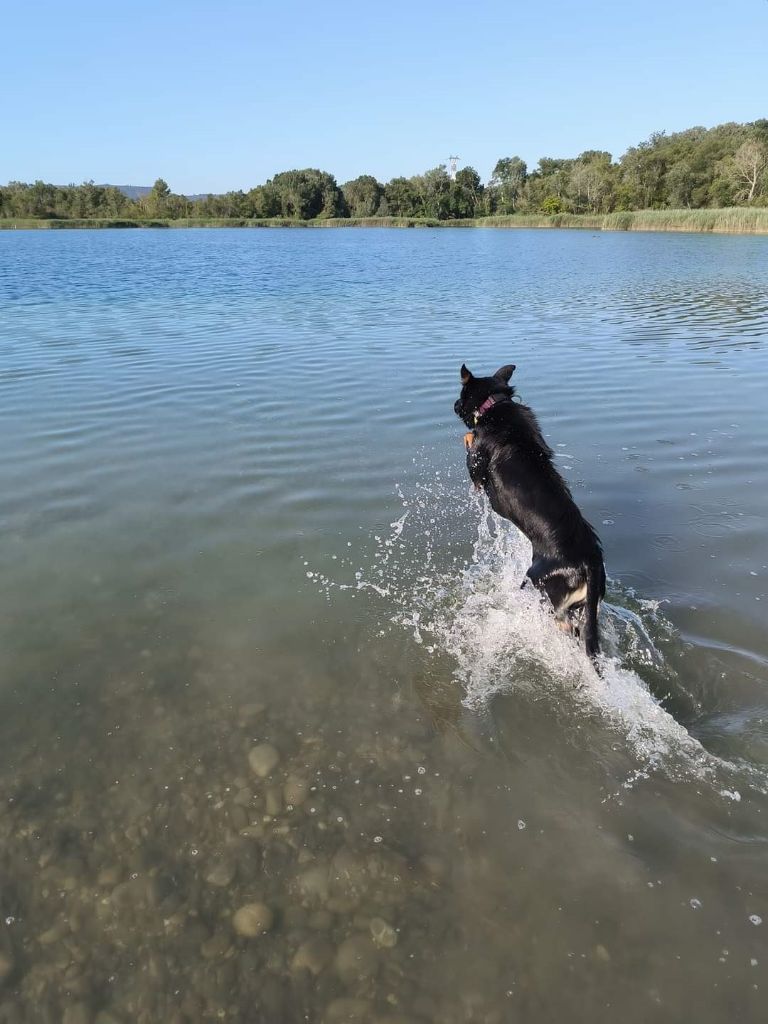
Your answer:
582,561 -> 605,663
525,558 -> 573,625
529,563 -> 588,635
524,554 -> 554,589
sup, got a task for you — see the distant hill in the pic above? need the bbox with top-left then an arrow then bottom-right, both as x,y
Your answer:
108,185 -> 210,202
109,184 -> 152,200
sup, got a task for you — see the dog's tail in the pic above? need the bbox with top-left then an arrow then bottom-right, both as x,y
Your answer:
583,560 -> 604,664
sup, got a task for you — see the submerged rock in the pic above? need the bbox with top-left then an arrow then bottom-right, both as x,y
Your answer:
232,902 -> 274,937
205,858 -> 236,888
330,848 -> 368,904
291,937 -> 333,975
96,865 -> 123,888
284,774 -> 310,808
201,930 -> 232,959
248,744 -> 280,778
295,863 -> 331,903
334,935 -> 378,983
239,702 -> 266,724
369,917 -> 397,948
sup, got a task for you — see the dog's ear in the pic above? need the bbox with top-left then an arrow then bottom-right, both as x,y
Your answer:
460,364 -> 473,384
494,364 -> 516,384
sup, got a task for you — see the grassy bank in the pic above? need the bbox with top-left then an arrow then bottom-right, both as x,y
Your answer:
0,216 -> 455,230
2,208 -> 768,233
599,208 -> 768,233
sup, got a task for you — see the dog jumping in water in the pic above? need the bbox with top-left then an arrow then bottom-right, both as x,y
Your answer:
454,363 -> 606,662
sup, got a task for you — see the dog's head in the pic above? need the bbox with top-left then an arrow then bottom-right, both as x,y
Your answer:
454,363 -> 516,428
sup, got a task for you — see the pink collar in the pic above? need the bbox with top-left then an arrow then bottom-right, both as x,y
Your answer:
474,394 -> 504,423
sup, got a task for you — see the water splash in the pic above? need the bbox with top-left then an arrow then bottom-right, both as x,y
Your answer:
309,461 -> 767,796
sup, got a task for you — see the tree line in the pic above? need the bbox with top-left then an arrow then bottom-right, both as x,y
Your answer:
3,120 -> 768,222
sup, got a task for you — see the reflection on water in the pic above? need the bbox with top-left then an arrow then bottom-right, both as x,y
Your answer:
1,228 -> 767,1023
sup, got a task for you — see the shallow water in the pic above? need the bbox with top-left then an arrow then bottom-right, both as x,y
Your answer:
1,227 -> 767,1023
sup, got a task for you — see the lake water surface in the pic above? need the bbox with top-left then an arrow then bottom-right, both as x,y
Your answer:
1,227 -> 767,1023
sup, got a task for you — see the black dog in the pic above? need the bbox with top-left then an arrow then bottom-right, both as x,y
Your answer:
454,363 -> 606,662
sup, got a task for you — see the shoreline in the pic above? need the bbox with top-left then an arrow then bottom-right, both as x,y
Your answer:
2,209 -> 768,234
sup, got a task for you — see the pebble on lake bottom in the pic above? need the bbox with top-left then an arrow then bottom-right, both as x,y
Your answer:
248,743 -> 280,778
291,937 -> 333,975
369,917 -> 398,948
334,934 -> 378,982
232,902 -> 274,937
205,858 -> 236,888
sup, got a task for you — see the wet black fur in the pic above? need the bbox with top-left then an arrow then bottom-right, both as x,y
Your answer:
454,363 -> 606,661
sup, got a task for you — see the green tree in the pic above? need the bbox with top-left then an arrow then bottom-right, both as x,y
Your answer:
27,180 -> 57,217
540,195 -> 563,214
709,175 -> 738,207
320,175 -> 346,218
619,137 -> 667,208
525,158 -> 573,212
450,166 -> 482,218
567,152 -> 614,213
384,177 -> 419,217
342,175 -> 383,217
665,160 -> 696,208
141,178 -> 173,217
489,156 -> 527,213
267,169 -> 344,220
413,166 -> 452,219
246,184 -> 281,218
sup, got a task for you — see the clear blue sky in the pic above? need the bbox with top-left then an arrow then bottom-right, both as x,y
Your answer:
3,0 -> 767,193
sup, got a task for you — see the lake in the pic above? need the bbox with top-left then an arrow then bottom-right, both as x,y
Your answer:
1,227 -> 767,1023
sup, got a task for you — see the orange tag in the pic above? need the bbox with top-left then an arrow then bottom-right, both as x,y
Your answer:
464,432 -> 475,449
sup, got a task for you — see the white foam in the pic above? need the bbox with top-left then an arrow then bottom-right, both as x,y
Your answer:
309,465 -> 767,795
404,495 -> 716,779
